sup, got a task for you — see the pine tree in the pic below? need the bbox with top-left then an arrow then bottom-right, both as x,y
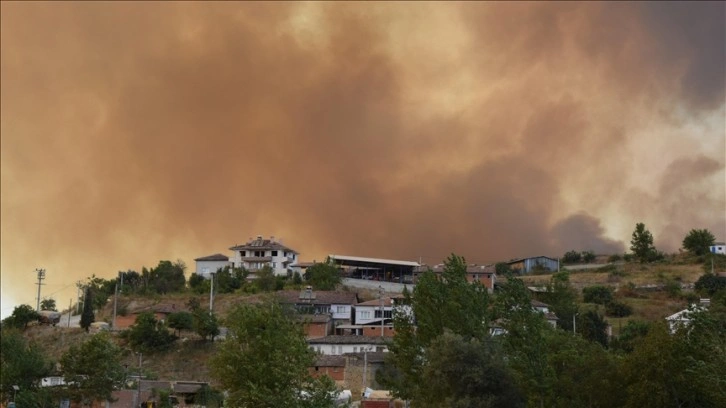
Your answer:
80,287 -> 95,332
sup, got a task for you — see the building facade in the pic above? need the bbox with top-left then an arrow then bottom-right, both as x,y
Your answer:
229,235 -> 299,276
193,253 -> 231,278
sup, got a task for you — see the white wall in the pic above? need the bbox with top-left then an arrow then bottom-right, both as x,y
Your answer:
710,244 -> 725,255
196,260 -> 232,278
310,343 -> 388,355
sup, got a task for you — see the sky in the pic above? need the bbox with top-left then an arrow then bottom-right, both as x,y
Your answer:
1,2 -> 724,317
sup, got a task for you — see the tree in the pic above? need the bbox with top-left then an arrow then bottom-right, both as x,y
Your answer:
694,273 -> 726,296
0,329 -> 51,403
579,310 -> 608,347
60,332 -> 124,406
193,311 -> 220,342
682,228 -> 715,256
562,250 -> 582,264
127,312 -> 177,352
209,299 -> 338,408
495,262 -> 513,275
80,287 -> 95,332
582,285 -> 614,305
385,254 -> 491,402
2,304 -> 40,330
303,261 -> 341,290
254,265 -> 277,292
167,311 -> 194,336
188,273 -> 208,294
582,250 -> 596,263
610,320 -> 650,353
630,223 -> 657,263
148,260 -> 186,294
40,298 -> 57,311
606,301 -> 633,318
414,331 -> 524,408
542,271 -> 579,332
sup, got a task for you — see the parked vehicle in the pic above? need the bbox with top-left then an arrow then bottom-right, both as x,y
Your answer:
38,310 -> 61,326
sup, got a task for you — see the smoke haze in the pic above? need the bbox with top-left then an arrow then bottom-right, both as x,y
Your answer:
2,2 -> 724,316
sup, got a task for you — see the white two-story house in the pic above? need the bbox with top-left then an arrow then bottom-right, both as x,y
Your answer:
193,253 -> 232,278
229,235 -> 299,276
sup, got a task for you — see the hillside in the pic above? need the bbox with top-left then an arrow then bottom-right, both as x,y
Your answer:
18,259 -> 715,383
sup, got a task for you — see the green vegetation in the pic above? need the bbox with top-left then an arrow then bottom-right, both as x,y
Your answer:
2,305 -> 40,330
80,287 -> 95,332
630,222 -> 662,263
682,228 -> 715,256
210,299 -> 338,408
60,332 -> 124,405
303,260 -> 341,290
126,311 -> 177,353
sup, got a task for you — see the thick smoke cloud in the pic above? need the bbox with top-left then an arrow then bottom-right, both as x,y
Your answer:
1,2 -> 724,314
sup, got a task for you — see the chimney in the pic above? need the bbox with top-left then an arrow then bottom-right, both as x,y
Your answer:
270,236 -> 275,242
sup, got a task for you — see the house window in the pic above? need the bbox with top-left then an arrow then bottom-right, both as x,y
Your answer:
272,250 -> 278,256
271,262 -> 276,268
374,310 -> 393,319
255,251 -> 264,257
338,346 -> 343,354
353,347 -> 358,353
333,367 -> 339,373
240,251 -> 246,257
360,311 -> 371,319
336,306 -> 346,313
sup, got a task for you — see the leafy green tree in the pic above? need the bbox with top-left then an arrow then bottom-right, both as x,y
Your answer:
60,332 -> 124,406
127,312 -> 176,352
167,311 -> 194,336
562,251 -> 582,264
210,299 -> 338,408
188,273 -> 208,294
495,262 -> 512,275
544,329 -> 625,407
494,274 -> 556,408
630,223 -> 657,263
193,311 -> 220,342
582,285 -> 614,305
386,254 -> 491,402
40,298 -> 57,311
415,331 -> 524,408
610,320 -> 650,353
214,266 -> 247,294
0,329 -> 51,403
694,273 -> 726,296
148,260 -> 187,294
2,304 -> 40,330
606,301 -> 633,318
303,261 -> 341,290
621,320 -> 724,408
579,310 -> 608,347
682,228 -> 716,256
582,250 -> 596,263
542,271 -> 579,332
80,287 -> 95,332
255,265 -> 278,292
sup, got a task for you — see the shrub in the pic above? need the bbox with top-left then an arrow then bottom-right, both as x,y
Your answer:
606,301 -> 633,317
694,273 -> 726,296
582,251 -> 596,263
607,254 -> 622,263
583,285 -> 614,305
562,250 -> 582,264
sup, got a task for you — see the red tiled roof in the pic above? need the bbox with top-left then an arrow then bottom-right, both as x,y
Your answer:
194,253 -> 229,262
230,237 -> 298,253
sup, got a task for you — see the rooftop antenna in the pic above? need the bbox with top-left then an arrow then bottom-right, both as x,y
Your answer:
35,268 -> 46,311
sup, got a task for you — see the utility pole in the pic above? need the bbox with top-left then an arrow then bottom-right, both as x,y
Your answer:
379,285 -> 385,337
112,272 -> 125,329
209,272 -> 215,314
35,268 -> 46,311
135,352 -> 143,408
68,299 -> 72,328
76,281 -> 83,315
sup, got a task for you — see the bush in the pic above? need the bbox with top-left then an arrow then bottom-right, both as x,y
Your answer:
606,301 -> 633,317
583,285 -> 614,305
694,273 -> 726,296
582,251 -> 596,263
607,254 -> 622,263
562,250 -> 582,264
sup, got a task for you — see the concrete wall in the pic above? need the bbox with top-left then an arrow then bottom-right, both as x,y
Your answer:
342,278 -> 413,293
195,261 -> 231,278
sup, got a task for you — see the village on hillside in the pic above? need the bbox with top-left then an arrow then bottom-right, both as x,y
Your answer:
3,230 -> 726,408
